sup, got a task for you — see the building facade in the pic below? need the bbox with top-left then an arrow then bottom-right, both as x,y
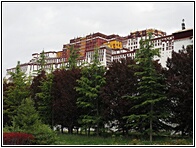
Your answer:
5,27 -> 193,79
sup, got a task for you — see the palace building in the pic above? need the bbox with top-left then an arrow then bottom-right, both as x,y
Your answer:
5,22 -> 193,79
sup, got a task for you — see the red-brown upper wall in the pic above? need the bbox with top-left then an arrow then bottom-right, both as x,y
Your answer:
172,29 -> 193,40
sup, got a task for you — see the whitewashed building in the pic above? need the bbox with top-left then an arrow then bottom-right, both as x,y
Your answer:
5,26 -> 193,79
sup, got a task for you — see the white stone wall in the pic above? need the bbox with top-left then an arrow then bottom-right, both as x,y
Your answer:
125,37 -> 141,51
174,37 -> 193,52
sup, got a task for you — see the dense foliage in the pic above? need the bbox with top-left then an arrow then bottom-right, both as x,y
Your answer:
30,70 -> 46,110
67,45 -> 80,69
165,45 -> 193,136
3,42 -> 193,144
12,98 -> 41,131
76,47 -> 106,136
36,72 -> 54,127
3,79 -> 14,126
127,34 -> 167,142
52,68 -> 81,134
101,58 -> 137,135
3,132 -> 34,145
3,61 -> 30,126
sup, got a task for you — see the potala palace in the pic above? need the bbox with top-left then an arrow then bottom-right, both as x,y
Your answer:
6,22 -> 193,79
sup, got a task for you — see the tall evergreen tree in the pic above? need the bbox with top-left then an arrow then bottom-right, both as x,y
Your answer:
67,45 -> 80,70
127,34 -> 166,142
30,70 -> 47,110
3,61 -> 30,126
36,72 -> 54,128
165,45 -> 193,136
37,50 -> 46,74
3,78 -> 14,126
12,98 -> 41,131
76,47 -> 106,136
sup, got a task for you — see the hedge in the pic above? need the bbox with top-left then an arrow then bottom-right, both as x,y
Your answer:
3,132 -> 34,145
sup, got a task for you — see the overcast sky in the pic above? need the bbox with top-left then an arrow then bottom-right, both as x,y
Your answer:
2,2 -> 194,76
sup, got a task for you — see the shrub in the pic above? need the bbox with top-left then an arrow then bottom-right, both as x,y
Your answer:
4,124 -> 57,145
3,132 -> 34,145
29,124 -> 57,145
130,139 -> 141,145
3,126 -> 10,133
171,139 -> 190,145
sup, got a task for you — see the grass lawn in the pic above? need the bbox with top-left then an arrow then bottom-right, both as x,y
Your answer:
54,133 -> 193,145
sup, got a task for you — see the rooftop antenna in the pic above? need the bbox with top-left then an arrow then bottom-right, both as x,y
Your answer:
182,19 -> 186,30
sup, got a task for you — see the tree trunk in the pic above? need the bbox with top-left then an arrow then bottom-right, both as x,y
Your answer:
61,126 -> 64,133
150,118 -> 152,142
150,103 -> 153,142
96,124 -> 99,136
96,96 -> 99,137
126,128 -> 129,136
88,127 -> 90,136
76,128 -> 79,134
85,127 -> 87,135
122,127 -> 125,135
68,126 -> 73,134
51,106 -> 54,130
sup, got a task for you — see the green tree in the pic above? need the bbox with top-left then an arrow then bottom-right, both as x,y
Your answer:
37,50 -> 46,74
76,47 -> 106,136
36,72 -> 54,128
3,61 -> 30,126
10,97 -> 57,145
128,34 -> 166,142
67,45 -> 80,70
12,98 -> 41,131
165,45 -> 193,136
30,70 -> 47,110
3,78 -> 13,126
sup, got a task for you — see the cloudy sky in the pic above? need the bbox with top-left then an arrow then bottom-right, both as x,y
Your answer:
2,2 -> 194,76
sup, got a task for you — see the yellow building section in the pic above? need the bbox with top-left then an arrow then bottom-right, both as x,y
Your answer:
57,51 -> 63,58
80,37 -> 86,57
146,29 -> 154,34
104,40 -> 122,49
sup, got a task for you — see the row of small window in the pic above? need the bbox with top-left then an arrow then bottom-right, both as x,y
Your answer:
153,39 -> 173,44
127,42 -> 174,49
89,58 -> 104,62
162,46 -> 174,51
154,43 -> 162,46
128,46 -> 138,50
153,42 -> 174,47
37,65 -> 53,69
86,50 -> 104,57
112,44 -> 121,47
87,53 -> 104,59
86,53 -> 104,59
152,40 -> 161,44
153,37 -> 173,42
46,58 -> 66,63
46,59 -> 57,63
128,38 -> 138,42
128,42 -> 137,46
163,42 -> 173,46
113,54 -> 135,60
